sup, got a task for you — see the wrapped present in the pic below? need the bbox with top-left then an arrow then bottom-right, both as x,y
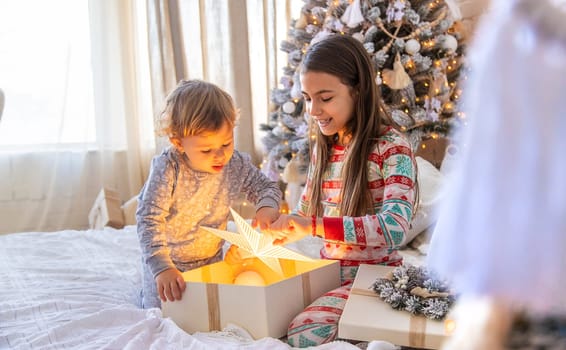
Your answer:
338,264 -> 450,349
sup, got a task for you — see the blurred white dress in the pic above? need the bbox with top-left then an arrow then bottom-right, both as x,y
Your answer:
427,0 -> 566,313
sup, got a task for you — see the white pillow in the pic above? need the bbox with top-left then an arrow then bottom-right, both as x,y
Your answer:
404,156 -> 444,245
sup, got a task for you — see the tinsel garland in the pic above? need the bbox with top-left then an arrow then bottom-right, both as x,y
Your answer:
371,264 -> 455,320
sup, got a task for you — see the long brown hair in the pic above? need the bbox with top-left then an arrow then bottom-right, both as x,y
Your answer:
301,35 -> 394,216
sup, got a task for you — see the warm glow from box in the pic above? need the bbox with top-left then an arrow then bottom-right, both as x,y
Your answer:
444,318 -> 456,335
182,258 -> 337,287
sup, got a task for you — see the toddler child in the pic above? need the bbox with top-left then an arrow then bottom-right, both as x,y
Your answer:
137,79 -> 281,308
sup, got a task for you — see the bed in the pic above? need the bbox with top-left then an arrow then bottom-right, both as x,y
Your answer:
0,224 -> 433,350
0,226 -> 355,349
0,158 -> 440,350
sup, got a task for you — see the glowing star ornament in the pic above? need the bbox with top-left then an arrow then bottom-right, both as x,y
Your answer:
202,208 -> 313,275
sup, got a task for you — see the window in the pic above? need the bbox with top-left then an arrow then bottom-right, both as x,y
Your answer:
0,0 -> 95,148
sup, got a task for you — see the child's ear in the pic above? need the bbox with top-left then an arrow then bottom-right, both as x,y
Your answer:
170,137 -> 183,152
351,88 -> 359,98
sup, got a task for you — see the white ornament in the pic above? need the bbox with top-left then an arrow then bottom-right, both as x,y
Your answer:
405,39 -> 421,55
290,72 -> 302,99
341,0 -> 364,28
381,53 -> 412,89
444,0 -> 462,20
272,125 -> 284,137
278,157 -> 289,169
375,74 -> 382,86
234,270 -> 266,286
282,101 -> 296,114
441,35 -> 458,53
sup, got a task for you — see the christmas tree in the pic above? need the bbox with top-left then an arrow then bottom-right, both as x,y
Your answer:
261,0 -> 466,183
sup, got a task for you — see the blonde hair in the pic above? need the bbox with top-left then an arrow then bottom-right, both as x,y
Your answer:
158,80 -> 238,140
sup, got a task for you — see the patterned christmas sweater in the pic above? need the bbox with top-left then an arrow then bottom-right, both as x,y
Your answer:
296,127 -> 417,273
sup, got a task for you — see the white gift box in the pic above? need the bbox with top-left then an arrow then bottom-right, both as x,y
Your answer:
162,258 -> 340,339
339,264 -> 450,349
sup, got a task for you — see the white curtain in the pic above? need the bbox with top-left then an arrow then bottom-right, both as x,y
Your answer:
148,0 -> 299,162
0,0 -> 299,234
88,0 -> 155,197
0,0 -> 153,234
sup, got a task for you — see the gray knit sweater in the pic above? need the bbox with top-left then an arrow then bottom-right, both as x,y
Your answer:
136,147 -> 281,278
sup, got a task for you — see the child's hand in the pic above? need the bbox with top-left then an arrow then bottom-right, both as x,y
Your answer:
224,244 -> 244,265
253,206 -> 280,231
155,268 -> 186,302
267,214 -> 310,245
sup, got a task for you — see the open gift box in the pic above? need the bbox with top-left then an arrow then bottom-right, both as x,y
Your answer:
162,257 -> 340,339
162,208 -> 340,339
338,264 -> 451,349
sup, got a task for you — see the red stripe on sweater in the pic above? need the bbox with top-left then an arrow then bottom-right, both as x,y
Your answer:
385,175 -> 414,187
368,179 -> 385,189
322,180 -> 343,189
353,217 -> 366,245
368,153 -> 383,167
339,258 -> 394,266
323,217 -> 344,241
305,305 -> 345,314
382,145 -> 412,159
329,153 -> 346,162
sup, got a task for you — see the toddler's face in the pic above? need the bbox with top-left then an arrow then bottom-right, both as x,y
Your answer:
179,122 -> 234,173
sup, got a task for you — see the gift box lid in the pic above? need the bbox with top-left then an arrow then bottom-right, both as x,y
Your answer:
339,264 -> 450,349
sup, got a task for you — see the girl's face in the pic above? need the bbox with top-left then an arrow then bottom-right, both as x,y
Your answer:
300,71 -> 355,146
176,121 -> 234,173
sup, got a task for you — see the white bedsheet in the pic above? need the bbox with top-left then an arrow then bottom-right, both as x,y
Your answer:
0,227 -> 374,350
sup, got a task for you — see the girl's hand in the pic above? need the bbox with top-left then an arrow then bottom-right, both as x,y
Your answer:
267,214 -> 311,245
253,206 -> 280,231
155,268 -> 186,302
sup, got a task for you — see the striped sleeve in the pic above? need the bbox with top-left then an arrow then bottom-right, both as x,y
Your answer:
322,137 -> 417,248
